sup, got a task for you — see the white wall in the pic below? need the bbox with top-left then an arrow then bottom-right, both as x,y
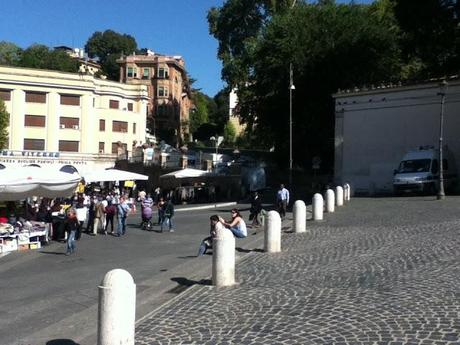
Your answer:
334,81 -> 460,194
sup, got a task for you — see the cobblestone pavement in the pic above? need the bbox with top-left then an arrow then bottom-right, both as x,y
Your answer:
135,197 -> 460,345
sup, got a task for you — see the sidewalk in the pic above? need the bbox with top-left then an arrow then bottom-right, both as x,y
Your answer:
135,197 -> 460,345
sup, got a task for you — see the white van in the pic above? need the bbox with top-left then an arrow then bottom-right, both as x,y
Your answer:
393,146 -> 457,195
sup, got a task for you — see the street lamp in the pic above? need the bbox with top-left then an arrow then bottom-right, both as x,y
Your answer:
289,63 -> 295,186
437,80 -> 448,200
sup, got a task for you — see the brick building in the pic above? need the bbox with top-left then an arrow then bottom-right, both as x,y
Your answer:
117,50 -> 192,146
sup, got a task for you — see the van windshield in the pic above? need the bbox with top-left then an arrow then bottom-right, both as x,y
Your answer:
398,159 -> 431,173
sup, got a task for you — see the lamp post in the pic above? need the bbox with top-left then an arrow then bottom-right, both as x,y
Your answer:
437,80 -> 448,200
289,63 -> 295,186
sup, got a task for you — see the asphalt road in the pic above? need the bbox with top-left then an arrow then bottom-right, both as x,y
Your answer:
0,203 -> 265,345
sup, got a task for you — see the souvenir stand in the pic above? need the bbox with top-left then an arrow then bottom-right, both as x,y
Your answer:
0,166 -> 81,253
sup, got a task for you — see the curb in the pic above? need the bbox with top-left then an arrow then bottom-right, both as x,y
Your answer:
175,201 -> 237,212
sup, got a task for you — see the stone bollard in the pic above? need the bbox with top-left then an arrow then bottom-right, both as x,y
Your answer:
312,193 -> 324,221
325,189 -> 335,213
98,269 -> 136,345
264,210 -> 281,253
293,200 -> 306,233
212,227 -> 235,287
344,183 -> 351,201
336,186 -> 344,206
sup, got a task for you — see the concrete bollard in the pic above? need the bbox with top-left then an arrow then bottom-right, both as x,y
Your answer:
264,210 -> 281,253
293,200 -> 306,233
325,189 -> 335,213
212,227 -> 235,287
98,269 -> 136,345
344,183 -> 351,201
312,193 -> 324,221
336,186 -> 344,206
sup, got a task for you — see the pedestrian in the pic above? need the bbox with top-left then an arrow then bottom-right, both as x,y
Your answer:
219,208 -> 247,238
276,184 -> 290,219
85,195 -> 96,233
157,197 -> 165,225
116,196 -> 130,236
197,215 -> 223,256
104,200 -> 117,234
93,198 -> 105,235
75,200 -> 87,240
64,209 -> 79,255
249,191 -> 262,227
161,199 -> 174,232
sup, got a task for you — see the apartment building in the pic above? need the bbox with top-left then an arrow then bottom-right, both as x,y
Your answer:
0,65 -> 148,174
117,50 -> 192,146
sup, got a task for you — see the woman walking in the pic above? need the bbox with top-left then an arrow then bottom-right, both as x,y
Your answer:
65,209 -> 79,255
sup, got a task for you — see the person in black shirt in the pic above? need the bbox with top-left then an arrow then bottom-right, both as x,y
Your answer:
65,209 -> 79,255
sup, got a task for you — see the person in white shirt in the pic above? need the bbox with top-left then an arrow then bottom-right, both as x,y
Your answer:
276,184 -> 290,219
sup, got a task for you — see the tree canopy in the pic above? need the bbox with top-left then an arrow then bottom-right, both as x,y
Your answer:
209,0 -> 404,169
85,30 -> 138,81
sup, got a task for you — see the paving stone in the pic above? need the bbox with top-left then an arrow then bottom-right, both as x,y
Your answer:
135,197 -> 460,344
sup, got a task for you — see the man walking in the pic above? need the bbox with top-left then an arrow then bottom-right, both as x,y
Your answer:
116,196 -> 130,236
276,184 -> 290,219
161,199 -> 174,232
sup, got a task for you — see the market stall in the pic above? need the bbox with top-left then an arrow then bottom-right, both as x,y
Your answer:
0,166 -> 81,253
82,168 -> 148,183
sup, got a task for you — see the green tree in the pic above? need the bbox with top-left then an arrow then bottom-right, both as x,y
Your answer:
85,30 -> 138,80
223,120 -> 236,144
209,0 -> 403,169
190,91 -> 210,133
393,0 -> 460,78
0,99 -> 9,149
0,41 -> 22,66
18,44 -> 78,72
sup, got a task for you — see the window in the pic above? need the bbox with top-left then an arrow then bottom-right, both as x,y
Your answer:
60,94 -> 80,106
157,104 -> 167,117
133,123 -> 136,134
59,117 -> 79,129
112,121 -> 128,132
24,115 -> 46,127
112,142 -> 127,154
142,68 -> 150,79
158,86 -> 168,97
99,119 -> 106,131
24,139 -> 45,150
0,89 -> 11,101
59,140 -> 79,152
127,67 -> 137,78
99,142 -> 105,153
127,103 -> 133,111
109,100 -> 119,109
158,67 -> 169,79
25,91 -> 46,103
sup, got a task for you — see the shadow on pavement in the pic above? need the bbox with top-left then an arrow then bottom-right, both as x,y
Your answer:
236,247 -> 264,253
40,251 -> 66,255
169,277 -> 212,293
46,339 -> 79,345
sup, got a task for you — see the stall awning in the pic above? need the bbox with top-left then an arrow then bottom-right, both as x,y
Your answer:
0,166 -> 81,200
83,168 -> 149,183
160,168 -> 210,179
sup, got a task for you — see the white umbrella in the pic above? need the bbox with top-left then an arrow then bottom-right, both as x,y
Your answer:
83,168 -> 149,183
0,166 -> 81,200
160,168 -> 210,179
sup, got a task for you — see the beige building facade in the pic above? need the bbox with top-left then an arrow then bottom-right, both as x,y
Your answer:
117,51 -> 192,145
0,65 -> 148,174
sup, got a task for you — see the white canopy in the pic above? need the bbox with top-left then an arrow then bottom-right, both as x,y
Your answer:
83,168 -> 149,183
0,166 -> 81,201
160,168 -> 210,179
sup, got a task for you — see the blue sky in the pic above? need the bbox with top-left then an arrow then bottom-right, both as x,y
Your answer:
0,0 -> 373,97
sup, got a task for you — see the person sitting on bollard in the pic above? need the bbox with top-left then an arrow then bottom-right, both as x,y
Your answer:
197,215 -> 224,256
219,208 -> 247,238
